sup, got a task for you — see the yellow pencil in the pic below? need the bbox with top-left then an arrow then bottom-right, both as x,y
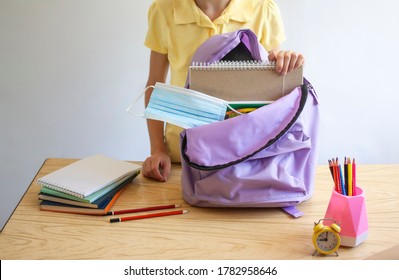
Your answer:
348,158 -> 353,196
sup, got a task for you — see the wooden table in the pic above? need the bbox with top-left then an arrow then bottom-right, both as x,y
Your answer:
1,158 -> 398,260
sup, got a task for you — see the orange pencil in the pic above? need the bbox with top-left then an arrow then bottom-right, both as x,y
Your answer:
110,209 -> 188,223
332,158 -> 341,194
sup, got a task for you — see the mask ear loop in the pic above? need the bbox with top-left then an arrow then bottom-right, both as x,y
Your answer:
126,85 -> 154,117
226,104 -> 244,116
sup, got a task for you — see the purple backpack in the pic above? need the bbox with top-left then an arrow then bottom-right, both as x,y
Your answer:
180,29 -> 320,218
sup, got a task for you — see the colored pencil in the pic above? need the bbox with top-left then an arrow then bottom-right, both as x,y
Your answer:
328,159 -> 334,179
328,156 -> 359,196
344,157 -> 348,193
339,163 -> 346,196
334,158 -> 343,194
110,209 -> 188,223
348,158 -> 353,196
332,159 -> 339,193
106,204 -> 181,216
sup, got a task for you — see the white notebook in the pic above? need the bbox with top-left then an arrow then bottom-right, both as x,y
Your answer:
37,154 -> 142,198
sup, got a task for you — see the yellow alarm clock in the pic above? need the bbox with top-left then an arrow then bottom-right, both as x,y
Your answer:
312,218 -> 341,256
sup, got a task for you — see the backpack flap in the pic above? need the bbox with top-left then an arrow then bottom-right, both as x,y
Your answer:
186,29 -> 269,88
180,84 -> 320,210
191,28 -> 268,63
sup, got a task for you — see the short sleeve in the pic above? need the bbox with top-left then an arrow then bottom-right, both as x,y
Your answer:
260,0 -> 287,51
144,1 -> 168,54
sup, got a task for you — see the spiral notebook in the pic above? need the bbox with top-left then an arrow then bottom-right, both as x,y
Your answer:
189,61 -> 303,102
37,154 -> 142,198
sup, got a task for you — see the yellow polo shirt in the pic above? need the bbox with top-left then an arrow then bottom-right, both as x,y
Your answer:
145,0 -> 286,162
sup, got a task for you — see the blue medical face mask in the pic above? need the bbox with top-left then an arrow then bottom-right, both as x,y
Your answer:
136,83 -> 231,129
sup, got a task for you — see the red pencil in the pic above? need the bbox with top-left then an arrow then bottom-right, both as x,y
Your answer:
332,158 -> 340,193
106,204 -> 181,216
110,209 -> 188,223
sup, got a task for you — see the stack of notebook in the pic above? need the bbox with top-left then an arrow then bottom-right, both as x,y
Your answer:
37,154 -> 142,215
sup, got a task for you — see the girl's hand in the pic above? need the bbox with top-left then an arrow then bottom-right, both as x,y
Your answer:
268,49 -> 305,75
142,151 -> 171,182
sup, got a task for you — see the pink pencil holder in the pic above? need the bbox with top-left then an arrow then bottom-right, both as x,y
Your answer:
324,187 -> 368,247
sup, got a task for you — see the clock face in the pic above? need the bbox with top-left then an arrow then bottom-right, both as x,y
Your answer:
315,230 -> 339,253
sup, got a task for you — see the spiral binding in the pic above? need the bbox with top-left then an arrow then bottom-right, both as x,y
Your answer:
191,60 -> 276,71
38,179 -> 85,198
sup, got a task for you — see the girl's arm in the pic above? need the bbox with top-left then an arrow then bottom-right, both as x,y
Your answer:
142,51 -> 171,181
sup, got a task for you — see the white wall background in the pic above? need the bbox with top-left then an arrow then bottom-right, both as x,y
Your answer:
1,0 -> 398,230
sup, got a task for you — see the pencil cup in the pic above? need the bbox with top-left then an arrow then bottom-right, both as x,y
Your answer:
324,187 -> 368,247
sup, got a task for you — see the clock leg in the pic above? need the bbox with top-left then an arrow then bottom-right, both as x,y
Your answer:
311,250 -> 339,257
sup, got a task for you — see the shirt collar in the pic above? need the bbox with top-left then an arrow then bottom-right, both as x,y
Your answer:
173,0 -> 253,25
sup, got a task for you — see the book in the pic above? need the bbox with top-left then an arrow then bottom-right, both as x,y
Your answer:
39,185 -> 126,215
189,61 -> 303,102
225,101 -> 272,119
228,101 -> 272,110
38,170 -> 140,204
37,154 -> 142,198
38,171 -> 138,208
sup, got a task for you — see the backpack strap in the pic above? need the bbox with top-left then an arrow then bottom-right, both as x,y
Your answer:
282,206 -> 304,218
